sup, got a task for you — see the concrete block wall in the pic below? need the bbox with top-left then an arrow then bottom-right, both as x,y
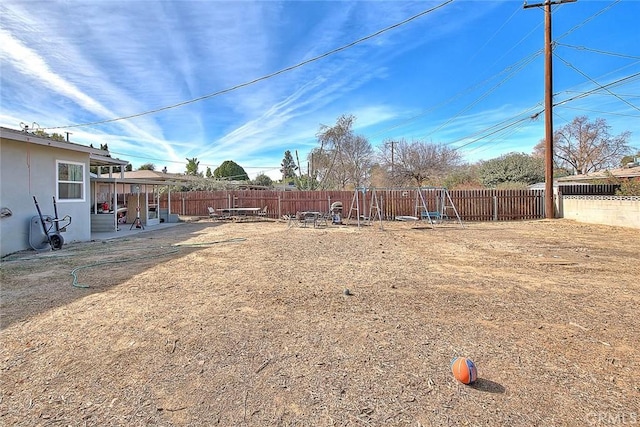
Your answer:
561,196 -> 640,229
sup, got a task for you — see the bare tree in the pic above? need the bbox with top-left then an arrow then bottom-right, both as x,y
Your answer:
307,147 -> 332,189
351,135 -> 375,188
532,139 -> 545,159
313,114 -> 374,190
532,141 -> 571,177
551,116 -> 632,175
335,135 -> 373,188
378,139 -> 462,187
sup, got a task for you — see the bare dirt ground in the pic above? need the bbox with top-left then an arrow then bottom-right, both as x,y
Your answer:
1,218 -> 639,426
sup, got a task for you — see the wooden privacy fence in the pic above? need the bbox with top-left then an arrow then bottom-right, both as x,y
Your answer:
160,188 -> 546,222
558,184 -> 620,195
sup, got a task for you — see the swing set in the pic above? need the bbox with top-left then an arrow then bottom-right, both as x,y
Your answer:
346,187 -> 463,228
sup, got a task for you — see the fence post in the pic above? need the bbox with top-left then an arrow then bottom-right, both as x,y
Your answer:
555,187 -> 562,218
493,196 -> 498,221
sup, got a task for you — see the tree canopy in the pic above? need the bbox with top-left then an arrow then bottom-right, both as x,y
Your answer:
33,129 -> 66,142
253,173 -> 273,187
536,116 -> 633,175
185,157 -> 201,176
378,139 -> 462,187
138,163 -> 155,171
478,152 -> 544,188
620,152 -> 640,167
313,114 -> 374,189
214,160 -> 249,181
280,150 -> 298,180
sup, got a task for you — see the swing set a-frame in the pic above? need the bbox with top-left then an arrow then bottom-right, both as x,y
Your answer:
346,187 -> 384,228
414,187 -> 463,227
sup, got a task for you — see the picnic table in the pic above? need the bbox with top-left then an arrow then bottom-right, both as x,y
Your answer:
217,207 -> 263,221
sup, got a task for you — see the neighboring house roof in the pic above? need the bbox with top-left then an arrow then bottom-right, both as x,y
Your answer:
122,170 -> 158,179
122,170 -> 191,180
121,171 -> 261,187
0,126 -> 128,167
556,165 -> 640,182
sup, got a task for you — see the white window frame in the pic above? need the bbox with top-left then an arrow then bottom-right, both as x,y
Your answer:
56,160 -> 85,202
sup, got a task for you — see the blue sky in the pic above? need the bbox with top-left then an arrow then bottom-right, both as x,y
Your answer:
1,0 -> 639,179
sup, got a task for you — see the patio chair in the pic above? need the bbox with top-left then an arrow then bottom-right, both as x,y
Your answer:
207,207 -> 219,220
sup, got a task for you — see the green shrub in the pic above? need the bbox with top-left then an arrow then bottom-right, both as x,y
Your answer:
615,178 -> 640,196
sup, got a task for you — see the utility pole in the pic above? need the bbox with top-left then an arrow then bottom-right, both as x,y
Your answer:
524,0 -> 576,219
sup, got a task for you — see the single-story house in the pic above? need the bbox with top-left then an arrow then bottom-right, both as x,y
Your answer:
0,127 -> 191,257
0,126 -> 129,257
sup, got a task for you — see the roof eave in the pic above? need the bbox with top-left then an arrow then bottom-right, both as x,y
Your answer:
90,153 -> 129,167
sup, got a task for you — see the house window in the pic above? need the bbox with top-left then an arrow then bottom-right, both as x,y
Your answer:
57,160 -> 85,201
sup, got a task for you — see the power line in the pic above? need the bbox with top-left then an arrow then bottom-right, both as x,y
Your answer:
556,43 -> 640,60
467,1 -> 523,64
449,105 -> 541,151
108,150 -> 280,170
554,55 -> 640,112
556,0 -> 621,42
367,50 -> 542,140
560,90 -> 640,99
459,72 -> 639,146
557,105 -> 640,118
555,72 -> 640,106
554,63 -> 640,101
451,72 -> 640,155
374,0 -> 628,144
463,119 -> 532,157
453,116 -> 533,152
424,51 -> 540,140
43,0 -> 454,131
445,0 -> 627,163
109,71 -> 638,170
484,12 -> 542,71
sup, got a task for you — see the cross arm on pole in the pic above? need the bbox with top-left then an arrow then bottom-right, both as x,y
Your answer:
524,0 -> 576,9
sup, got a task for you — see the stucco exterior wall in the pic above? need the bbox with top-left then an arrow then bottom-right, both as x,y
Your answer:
1,138 -> 92,256
561,195 -> 640,229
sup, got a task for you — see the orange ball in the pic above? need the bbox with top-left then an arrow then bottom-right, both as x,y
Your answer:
451,357 -> 478,384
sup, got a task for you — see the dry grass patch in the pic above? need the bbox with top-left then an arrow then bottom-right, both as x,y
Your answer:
1,219 -> 639,426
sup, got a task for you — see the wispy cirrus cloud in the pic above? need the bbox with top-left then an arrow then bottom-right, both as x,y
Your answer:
2,1 -> 460,176
0,5 -> 180,159
2,0 -> 637,179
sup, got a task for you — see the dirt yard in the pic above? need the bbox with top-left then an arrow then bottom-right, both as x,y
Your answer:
1,218 -> 639,426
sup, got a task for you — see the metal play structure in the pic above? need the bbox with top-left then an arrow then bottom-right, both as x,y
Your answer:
344,187 -> 463,228
346,187 -> 383,228
414,187 -> 463,227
